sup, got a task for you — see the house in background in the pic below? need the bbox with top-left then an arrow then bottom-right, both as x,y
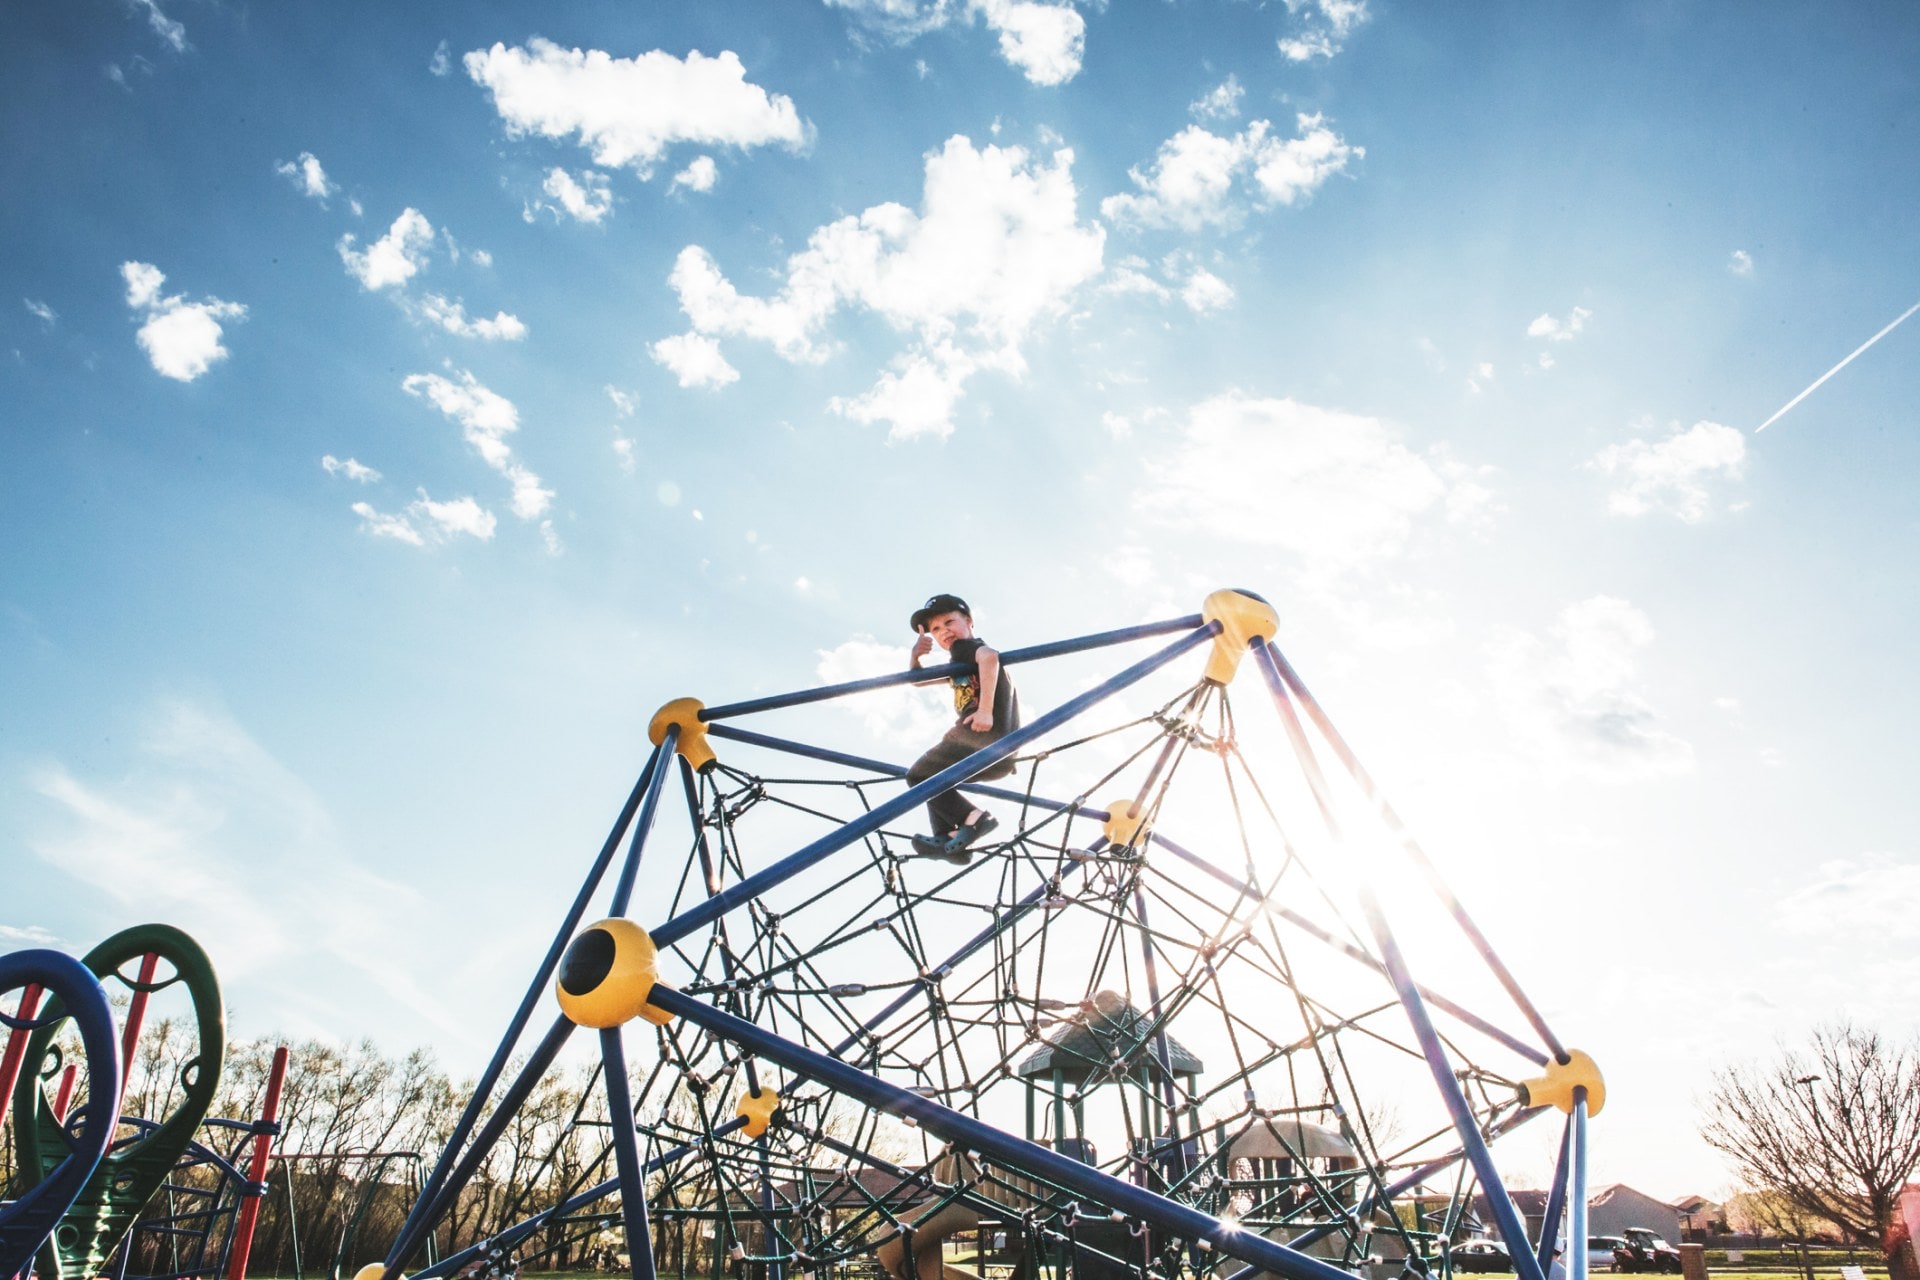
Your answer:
1587,1185 -> 1684,1243
1472,1190 -> 1552,1241
1673,1194 -> 1724,1241
1471,1185 -> 1687,1245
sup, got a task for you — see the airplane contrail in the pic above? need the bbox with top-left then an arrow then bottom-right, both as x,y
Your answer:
1756,297 -> 1920,432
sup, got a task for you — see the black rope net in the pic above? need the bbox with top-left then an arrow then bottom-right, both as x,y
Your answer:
443,668 -> 1559,1280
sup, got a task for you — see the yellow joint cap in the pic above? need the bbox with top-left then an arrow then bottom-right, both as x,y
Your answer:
1200,589 -> 1279,685
1103,799 -> 1145,849
353,1266 -> 396,1280
555,918 -> 675,1028
735,1086 -> 780,1139
1517,1049 -> 1606,1118
649,697 -> 717,772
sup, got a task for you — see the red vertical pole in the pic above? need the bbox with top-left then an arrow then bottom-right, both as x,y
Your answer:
118,952 -> 161,1111
224,1045 -> 290,1280
51,1063 -> 78,1123
0,983 -> 44,1131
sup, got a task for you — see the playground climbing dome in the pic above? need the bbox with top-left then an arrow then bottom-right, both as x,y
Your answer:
362,590 -> 1607,1280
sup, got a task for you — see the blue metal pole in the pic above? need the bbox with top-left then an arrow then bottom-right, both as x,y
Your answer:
386,1015 -> 576,1273
697,616 -> 1205,721
1260,642 -> 1569,1064
700,722 -> 1083,816
385,751 -> 662,1276
600,1028 -> 658,1280
651,623 -> 1217,950
1569,1090 -> 1590,1280
610,729 -> 678,917
1249,642 -> 1546,1280
1536,1114 -> 1574,1274
645,985 -> 1358,1280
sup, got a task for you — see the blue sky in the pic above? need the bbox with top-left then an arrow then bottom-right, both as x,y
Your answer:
4,0 -> 1919,1204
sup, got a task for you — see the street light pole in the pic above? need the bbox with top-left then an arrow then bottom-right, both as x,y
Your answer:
1793,1076 -> 1823,1280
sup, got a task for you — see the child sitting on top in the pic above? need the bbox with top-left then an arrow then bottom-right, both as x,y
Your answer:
905,593 -> 1021,863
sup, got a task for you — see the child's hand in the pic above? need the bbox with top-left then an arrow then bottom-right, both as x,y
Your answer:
967,709 -> 993,733
910,633 -> 933,664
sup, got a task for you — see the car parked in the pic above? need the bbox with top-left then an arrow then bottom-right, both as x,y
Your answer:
1612,1228 -> 1683,1274
1587,1237 -> 1629,1270
1450,1241 -> 1514,1273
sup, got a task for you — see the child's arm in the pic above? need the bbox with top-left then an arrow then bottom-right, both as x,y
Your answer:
968,646 -> 1000,732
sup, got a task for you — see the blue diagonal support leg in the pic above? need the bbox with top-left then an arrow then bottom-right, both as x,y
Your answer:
1249,641 -> 1547,1280
601,1027 -> 658,1280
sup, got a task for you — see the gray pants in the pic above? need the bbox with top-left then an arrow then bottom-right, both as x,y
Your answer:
907,723 -> 1016,834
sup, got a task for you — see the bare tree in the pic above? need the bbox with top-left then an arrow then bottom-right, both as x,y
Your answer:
1701,1022 -> 1920,1280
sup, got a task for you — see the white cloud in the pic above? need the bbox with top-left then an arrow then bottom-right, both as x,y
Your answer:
1190,75 -> 1244,121
1180,266 -> 1234,314
659,135 -> 1104,438
351,492 -> 498,545
538,167 -> 614,223
275,151 -> 336,202
464,39 -> 809,178
1526,305 -> 1591,342
1250,116 -> 1365,205
650,331 -> 741,389
322,454 -> 381,483
123,261 -> 165,310
606,385 -> 637,416
1100,260 -> 1172,301
1588,420 -> 1747,523
1485,596 -> 1694,782
830,343 -> 985,440
469,248 -> 490,267
973,0 -> 1085,85
1278,0 -> 1369,60
0,924 -> 59,945
352,500 -> 425,545
1135,393 -> 1459,570
827,0 -> 1085,85
120,261 -> 246,382
671,155 -> 719,194
339,208 -> 435,291
612,434 -> 636,473
413,493 -> 497,540
429,40 -> 452,76
1101,114 -> 1361,231
414,293 -> 528,340
1729,249 -> 1755,276
402,370 -> 553,518
132,0 -> 187,52
25,298 -> 56,328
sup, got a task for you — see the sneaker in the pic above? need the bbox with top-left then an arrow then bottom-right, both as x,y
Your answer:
943,813 -> 999,856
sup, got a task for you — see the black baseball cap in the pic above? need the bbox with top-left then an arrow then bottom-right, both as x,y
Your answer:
910,593 -> 971,632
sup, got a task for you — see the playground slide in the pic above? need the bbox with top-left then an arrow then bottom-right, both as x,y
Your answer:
874,1199 -> 985,1280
